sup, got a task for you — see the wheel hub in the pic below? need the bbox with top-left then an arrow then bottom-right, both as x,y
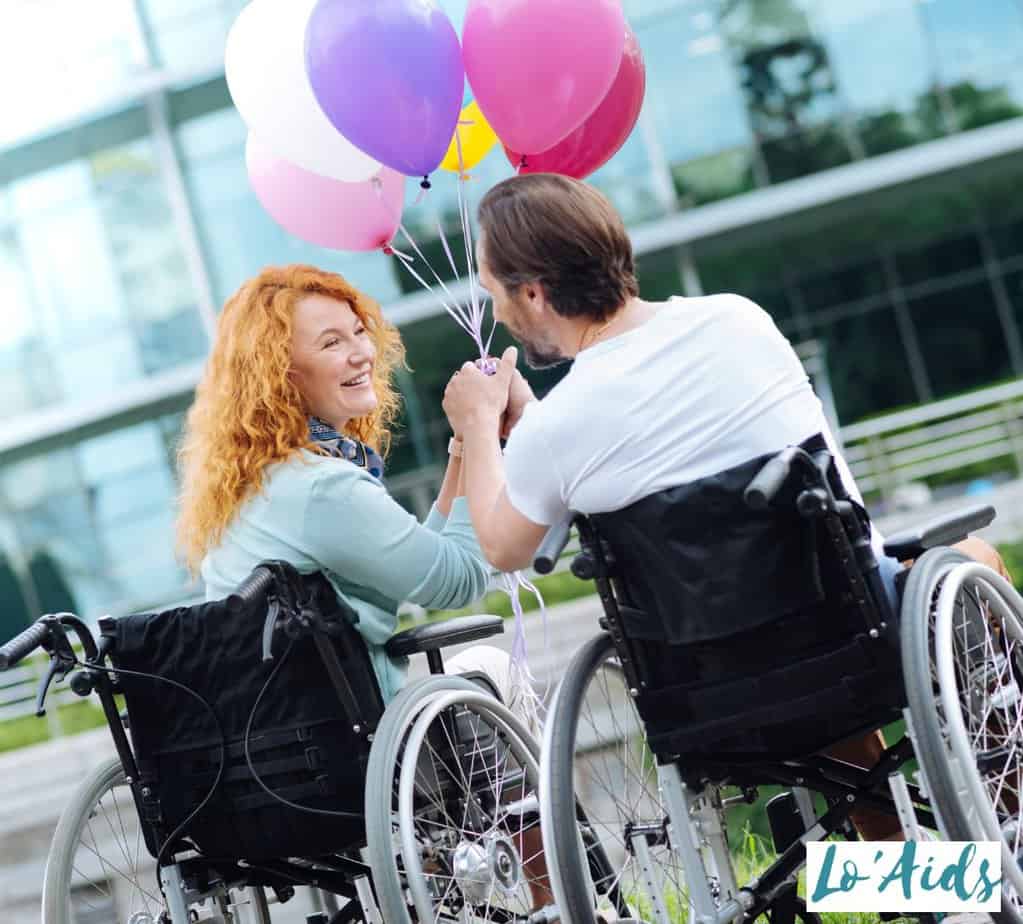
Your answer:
129,914 -> 156,924
451,834 -> 522,903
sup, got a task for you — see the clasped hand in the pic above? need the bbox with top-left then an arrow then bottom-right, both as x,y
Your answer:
443,346 -> 535,440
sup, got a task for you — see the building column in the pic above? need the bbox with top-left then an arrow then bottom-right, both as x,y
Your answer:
131,0 -> 219,341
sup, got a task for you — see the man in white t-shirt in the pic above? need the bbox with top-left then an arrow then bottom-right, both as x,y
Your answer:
441,174 -> 1007,839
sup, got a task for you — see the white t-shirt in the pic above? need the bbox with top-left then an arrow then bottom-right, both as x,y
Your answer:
503,294 -> 899,584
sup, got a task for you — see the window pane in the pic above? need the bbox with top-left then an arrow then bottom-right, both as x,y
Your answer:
695,240 -> 800,330
178,108 -> 402,309
0,415 -> 191,620
1003,268 -> 1023,336
673,148 -> 757,206
3,137 -> 205,417
590,132 -> 665,224
807,0 -> 931,115
636,248 -> 683,301
0,0 -> 146,147
907,281 -> 1013,397
895,231 -> 984,287
634,3 -> 753,169
812,306 -> 919,421
141,0 -> 247,73
800,258 -> 887,311
719,0 -> 855,182
919,0 -> 1023,115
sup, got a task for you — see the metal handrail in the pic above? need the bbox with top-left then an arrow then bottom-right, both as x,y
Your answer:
839,381 -> 1023,499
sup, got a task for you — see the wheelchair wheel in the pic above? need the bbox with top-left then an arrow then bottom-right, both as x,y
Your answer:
42,756 -> 336,924
543,632 -> 686,924
902,547 -> 1023,924
42,756 -> 165,924
367,681 -> 545,923
365,673 -> 501,923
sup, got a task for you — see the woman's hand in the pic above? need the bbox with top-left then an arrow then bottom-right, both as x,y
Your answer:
443,346 -> 518,438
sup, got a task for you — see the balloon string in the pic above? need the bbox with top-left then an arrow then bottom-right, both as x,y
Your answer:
499,571 -> 548,735
437,217 -> 462,285
453,131 -> 486,344
431,222 -> 487,358
391,249 -> 477,339
396,222 -> 473,326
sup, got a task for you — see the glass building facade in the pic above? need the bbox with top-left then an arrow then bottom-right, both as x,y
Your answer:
2,0 -> 1023,635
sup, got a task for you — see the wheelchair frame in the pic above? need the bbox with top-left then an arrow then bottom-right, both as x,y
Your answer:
1,563 -> 537,924
535,443 -> 998,924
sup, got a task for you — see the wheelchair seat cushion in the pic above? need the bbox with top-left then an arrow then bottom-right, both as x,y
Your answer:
111,571 -> 383,862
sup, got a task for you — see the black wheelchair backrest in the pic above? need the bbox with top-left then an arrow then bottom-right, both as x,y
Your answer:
108,563 -> 383,862
590,434 -> 836,646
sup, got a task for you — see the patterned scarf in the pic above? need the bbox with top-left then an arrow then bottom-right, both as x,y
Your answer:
308,417 -> 385,481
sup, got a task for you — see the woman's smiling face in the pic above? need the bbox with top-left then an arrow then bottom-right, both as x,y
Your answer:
290,294 -> 378,429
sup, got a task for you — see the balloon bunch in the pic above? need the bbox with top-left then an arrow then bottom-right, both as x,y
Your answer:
227,0 -> 643,681
226,0 -> 645,247
226,0 -> 645,357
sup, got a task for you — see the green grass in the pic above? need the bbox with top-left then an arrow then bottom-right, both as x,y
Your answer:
622,825 -> 884,924
403,567 -> 596,625
0,699 -> 107,754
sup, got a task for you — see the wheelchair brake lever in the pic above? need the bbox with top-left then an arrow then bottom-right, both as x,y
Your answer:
35,621 -> 78,717
260,596 -> 281,661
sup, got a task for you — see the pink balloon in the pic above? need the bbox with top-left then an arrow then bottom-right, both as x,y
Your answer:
463,0 -> 626,155
245,135 -> 403,251
505,26 -> 645,179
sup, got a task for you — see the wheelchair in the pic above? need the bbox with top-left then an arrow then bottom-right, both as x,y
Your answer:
532,433 -> 1023,924
1,561 -> 558,924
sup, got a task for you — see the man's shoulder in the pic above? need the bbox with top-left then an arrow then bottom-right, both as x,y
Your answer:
673,291 -> 768,317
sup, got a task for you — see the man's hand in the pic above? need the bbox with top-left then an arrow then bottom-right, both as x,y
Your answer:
443,346 -> 518,438
501,368 -> 537,439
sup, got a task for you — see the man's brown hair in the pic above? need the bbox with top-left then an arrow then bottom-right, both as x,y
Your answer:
478,174 -> 639,322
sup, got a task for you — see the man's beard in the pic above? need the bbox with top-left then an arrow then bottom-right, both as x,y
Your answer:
522,340 -> 569,370
506,320 -> 568,370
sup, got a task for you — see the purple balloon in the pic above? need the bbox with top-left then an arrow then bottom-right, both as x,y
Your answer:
305,0 -> 464,179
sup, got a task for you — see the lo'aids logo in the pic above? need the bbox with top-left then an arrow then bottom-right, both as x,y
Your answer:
806,841 -> 1002,913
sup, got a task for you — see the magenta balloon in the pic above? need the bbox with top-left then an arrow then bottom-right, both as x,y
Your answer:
246,136 -> 404,251
505,27 -> 646,179
305,0 -> 464,178
463,0 -> 625,155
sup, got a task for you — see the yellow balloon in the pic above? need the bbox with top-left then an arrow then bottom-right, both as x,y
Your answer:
440,101 -> 498,175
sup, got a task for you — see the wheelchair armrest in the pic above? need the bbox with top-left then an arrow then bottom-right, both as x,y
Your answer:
882,503 -> 996,561
385,614 -> 504,658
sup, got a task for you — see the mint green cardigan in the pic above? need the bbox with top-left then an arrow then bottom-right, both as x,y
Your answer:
201,450 -> 490,701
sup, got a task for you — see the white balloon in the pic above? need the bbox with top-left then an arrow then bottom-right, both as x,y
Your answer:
225,0 -> 380,182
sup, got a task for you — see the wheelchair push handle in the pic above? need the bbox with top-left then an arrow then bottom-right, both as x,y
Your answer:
0,618 -> 52,671
534,515 -> 573,575
228,565 -> 275,610
744,448 -> 802,510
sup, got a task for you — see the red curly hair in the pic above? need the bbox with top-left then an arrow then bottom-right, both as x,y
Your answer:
177,264 -> 405,572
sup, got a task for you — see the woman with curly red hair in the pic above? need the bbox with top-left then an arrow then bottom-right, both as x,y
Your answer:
176,264 -> 491,700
